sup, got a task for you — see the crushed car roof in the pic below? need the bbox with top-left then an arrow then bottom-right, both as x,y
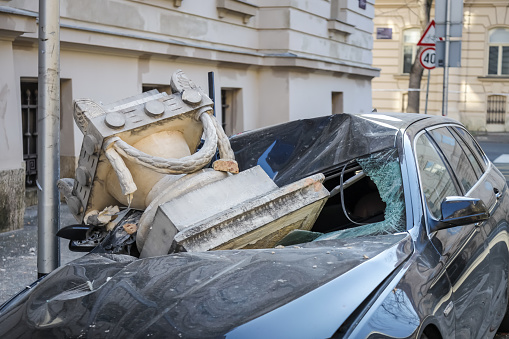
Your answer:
230,112 -> 446,186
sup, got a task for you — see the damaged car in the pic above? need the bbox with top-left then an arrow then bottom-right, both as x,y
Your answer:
1,70 -> 509,339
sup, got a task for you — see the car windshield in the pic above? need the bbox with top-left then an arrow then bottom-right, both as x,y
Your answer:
281,147 -> 406,244
312,148 -> 406,240
260,146 -> 407,247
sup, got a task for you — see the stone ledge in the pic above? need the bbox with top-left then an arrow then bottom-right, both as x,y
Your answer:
327,19 -> 355,36
478,76 -> 509,82
0,167 -> 25,233
0,7 -> 37,40
217,0 -> 258,24
25,187 -> 38,207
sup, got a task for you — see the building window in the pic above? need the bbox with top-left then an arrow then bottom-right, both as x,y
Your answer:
331,92 -> 344,114
488,28 -> 509,76
20,81 -> 38,187
402,28 -> 420,74
487,95 -> 506,124
221,88 -> 242,136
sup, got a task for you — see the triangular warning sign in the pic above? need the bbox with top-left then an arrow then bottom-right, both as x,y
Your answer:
417,20 -> 435,46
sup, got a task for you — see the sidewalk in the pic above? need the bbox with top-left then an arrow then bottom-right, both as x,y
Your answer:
0,203 -> 83,305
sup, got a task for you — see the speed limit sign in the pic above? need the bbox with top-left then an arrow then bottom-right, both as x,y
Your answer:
419,47 -> 436,70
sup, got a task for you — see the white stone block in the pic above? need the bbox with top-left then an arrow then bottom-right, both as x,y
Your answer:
140,166 -> 329,257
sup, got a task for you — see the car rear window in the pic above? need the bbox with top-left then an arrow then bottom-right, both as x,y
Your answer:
448,127 -> 483,179
452,126 -> 488,172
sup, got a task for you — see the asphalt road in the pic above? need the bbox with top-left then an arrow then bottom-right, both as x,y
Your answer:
0,204 -> 84,305
478,136 -> 509,185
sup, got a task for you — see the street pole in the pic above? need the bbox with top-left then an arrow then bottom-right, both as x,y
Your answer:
441,0 -> 451,116
424,69 -> 431,114
37,0 -> 60,277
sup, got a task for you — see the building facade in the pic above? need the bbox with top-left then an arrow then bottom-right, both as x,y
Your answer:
372,0 -> 509,133
0,0 -> 378,231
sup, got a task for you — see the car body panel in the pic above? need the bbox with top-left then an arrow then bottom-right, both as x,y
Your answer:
422,127 -> 491,338
225,234 -> 412,339
0,235 -> 411,338
1,112 -> 508,339
480,165 -> 509,334
349,117 -> 509,339
344,240 -> 455,339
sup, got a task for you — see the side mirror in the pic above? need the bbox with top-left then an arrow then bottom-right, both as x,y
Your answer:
430,196 -> 489,232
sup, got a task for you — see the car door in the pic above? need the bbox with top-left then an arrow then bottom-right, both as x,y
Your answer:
415,129 -> 491,338
451,126 -> 509,331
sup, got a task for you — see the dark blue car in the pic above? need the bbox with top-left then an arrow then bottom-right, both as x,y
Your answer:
1,112 -> 508,338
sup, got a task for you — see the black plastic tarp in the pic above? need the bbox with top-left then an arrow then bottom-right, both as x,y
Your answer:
230,113 -> 420,186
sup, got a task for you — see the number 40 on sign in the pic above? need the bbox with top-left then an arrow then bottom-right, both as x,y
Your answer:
420,47 -> 436,70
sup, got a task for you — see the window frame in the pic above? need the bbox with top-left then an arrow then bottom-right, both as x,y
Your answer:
487,27 -> 509,76
411,123 -> 492,237
401,28 -> 420,74
414,123 -> 491,231
427,126 -> 480,196
448,127 -> 483,179
414,130 -> 462,221
20,80 -> 39,187
331,91 -> 344,115
221,87 -> 243,136
486,94 -> 507,125
450,126 -> 489,171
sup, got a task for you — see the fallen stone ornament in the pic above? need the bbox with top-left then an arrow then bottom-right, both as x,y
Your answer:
58,70 -> 329,256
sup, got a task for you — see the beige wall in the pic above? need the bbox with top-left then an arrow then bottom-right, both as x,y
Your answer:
0,38 -> 24,172
0,0 -> 380,229
372,0 -> 509,132
3,0 -> 379,153
0,8 -> 37,230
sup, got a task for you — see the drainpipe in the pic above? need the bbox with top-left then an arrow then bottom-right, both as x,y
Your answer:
37,0 -> 60,277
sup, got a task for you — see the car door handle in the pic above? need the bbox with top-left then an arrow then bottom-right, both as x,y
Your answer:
494,187 -> 502,200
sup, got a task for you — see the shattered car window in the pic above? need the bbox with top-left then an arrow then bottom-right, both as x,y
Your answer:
312,148 -> 406,240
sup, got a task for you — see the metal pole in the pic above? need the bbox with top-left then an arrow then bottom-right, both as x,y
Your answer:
37,0 -> 60,277
441,0 -> 451,116
425,69 -> 430,114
